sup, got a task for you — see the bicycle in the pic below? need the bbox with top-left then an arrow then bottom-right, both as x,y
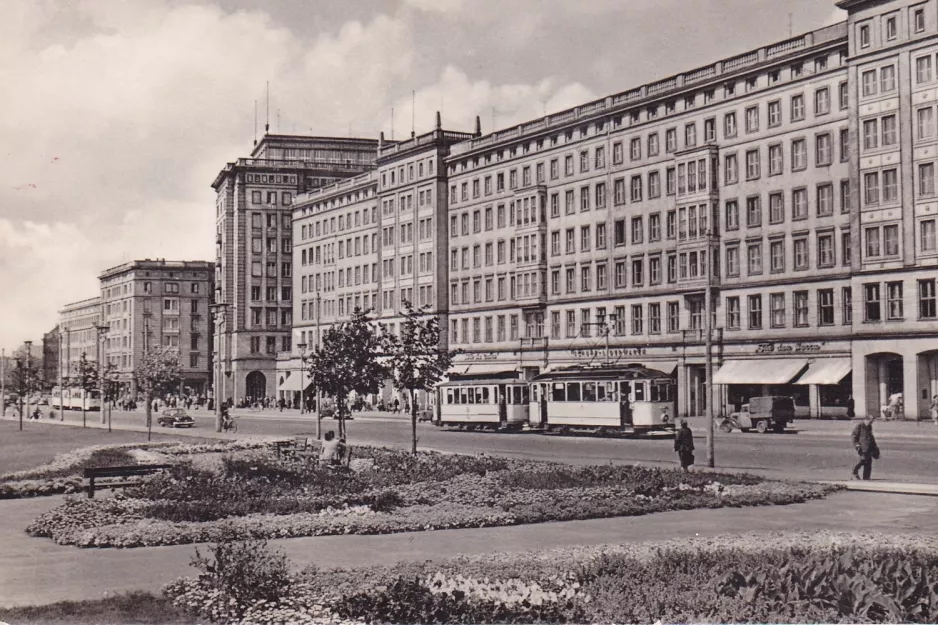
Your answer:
221,417 -> 239,434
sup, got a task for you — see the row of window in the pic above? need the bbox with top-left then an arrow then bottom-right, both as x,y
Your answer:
857,5 -> 926,51
249,307 -> 293,328
249,285 -> 293,302
250,261 -> 293,279
379,157 -> 436,189
252,212 -> 292,230
380,188 -> 435,215
250,190 -> 292,206
251,237 -> 292,255
300,206 -> 376,241
248,335 -> 292,355
141,282 -> 202,295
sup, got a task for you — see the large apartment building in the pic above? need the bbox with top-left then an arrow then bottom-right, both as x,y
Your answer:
282,118 -> 475,404
98,260 -> 215,398
58,296 -> 102,382
278,0 -> 938,420
211,134 -> 380,403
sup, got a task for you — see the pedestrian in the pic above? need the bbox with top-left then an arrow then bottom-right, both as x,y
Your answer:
318,430 -> 346,467
277,397 -> 285,412
392,397 -> 400,414
846,395 -> 855,420
674,419 -> 695,471
851,415 -> 880,481
930,394 -> 938,426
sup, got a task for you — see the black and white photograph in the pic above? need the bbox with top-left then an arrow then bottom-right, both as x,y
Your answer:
2,0 -> 938,623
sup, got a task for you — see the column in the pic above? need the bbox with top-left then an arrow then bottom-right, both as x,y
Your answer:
808,384 -> 820,419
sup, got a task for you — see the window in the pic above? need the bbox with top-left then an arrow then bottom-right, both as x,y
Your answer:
649,213 -> 661,241
724,154 -> 738,185
648,171 -> 661,198
632,258 -> 644,286
726,297 -> 740,330
794,238 -> 809,270
745,149 -> 760,180
684,123 -> 696,148
815,88 -> 830,116
918,107 -> 935,141
884,168 -> 898,202
747,242 -> 763,275
745,106 -> 759,133
882,115 -> 898,147
648,133 -> 659,156
920,163 -> 936,197
612,143 -> 623,165
918,55 -> 933,84
843,286 -> 853,324
631,305 -> 644,335
791,138 -> 807,170
864,172 -> 879,205
667,301 -> 680,333
771,293 -> 786,328
884,223 -> 899,255
748,294 -> 762,329
596,222 -> 607,249
818,233 -> 835,267
817,184 -> 833,216
725,200 -> 739,231
865,283 -> 881,321
887,281 -> 903,319
768,100 -> 781,127
865,226 -> 882,257
885,14 -> 897,40
795,291 -> 811,327
843,230 -> 853,265
630,138 -> 641,161
922,219 -> 937,252
881,65 -> 896,92
725,246 -> 739,277
816,133 -> 832,165
915,6 -> 926,33
768,193 -> 784,224
746,196 -> 761,227
791,94 -> 805,121
667,167 -> 676,195
859,23 -> 870,48
615,261 -> 626,288
920,279 -> 937,318
770,239 -> 785,272
768,144 -> 783,175
839,82 -> 849,110
666,128 -> 677,152
819,289 -> 835,325
630,176 -> 642,202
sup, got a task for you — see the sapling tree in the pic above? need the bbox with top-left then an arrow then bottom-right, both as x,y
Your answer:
137,346 -> 182,440
386,302 -> 459,454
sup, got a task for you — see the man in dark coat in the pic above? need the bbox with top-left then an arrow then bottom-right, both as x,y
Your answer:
674,419 -> 695,471
851,415 -> 879,480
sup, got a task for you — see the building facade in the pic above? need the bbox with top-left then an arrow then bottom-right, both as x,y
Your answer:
283,118 -> 475,405
58,296 -> 102,383
98,260 -> 215,398
212,134 -> 381,404
278,0 -> 938,420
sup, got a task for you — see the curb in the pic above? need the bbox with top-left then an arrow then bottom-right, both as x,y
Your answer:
819,480 -> 938,497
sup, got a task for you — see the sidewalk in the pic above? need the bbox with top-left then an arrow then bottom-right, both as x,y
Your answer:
1,489 -> 937,608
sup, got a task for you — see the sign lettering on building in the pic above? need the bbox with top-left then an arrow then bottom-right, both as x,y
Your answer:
465,352 -> 499,361
755,342 -> 824,354
571,347 -> 647,359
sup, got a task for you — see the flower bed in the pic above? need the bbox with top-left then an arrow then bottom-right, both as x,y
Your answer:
161,531 -> 938,624
26,444 -> 837,549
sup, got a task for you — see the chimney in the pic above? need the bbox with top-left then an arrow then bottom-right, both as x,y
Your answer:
474,115 -> 481,137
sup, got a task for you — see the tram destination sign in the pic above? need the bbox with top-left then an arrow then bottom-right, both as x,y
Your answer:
571,347 -> 647,359
755,341 -> 824,354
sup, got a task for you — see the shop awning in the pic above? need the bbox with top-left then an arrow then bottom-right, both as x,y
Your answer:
461,363 -> 519,376
794,359 -> 852,385
278,372 -> 312,392
647,361 -> 678,375
713,359 -> 808,385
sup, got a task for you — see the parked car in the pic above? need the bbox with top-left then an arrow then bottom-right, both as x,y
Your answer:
721,396 -> 795,434
158,408 -> 195,428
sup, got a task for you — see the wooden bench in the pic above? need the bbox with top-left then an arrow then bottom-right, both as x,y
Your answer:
83,464 -> 173,499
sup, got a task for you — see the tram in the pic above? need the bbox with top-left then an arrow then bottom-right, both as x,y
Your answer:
50,387 -> 102,411
529,363 -> 676,434
437,371 -> 530,430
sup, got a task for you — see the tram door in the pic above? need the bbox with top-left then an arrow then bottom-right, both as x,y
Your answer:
538,384 -> 548,426
498,385 -> 507,427
619,381 -> 633,428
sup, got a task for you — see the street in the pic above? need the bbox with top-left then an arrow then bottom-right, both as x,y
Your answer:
26,406 -> 938,485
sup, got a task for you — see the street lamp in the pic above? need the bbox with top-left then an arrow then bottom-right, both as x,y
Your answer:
95,324 -> 109,431
297,342 -> 307,415
14,357 -> 23,431
24,341 -> 32,426
210,302 -> 229,432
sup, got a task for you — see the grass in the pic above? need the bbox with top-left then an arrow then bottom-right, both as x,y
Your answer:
0,591 -> 190,625
0,419 -> 212,476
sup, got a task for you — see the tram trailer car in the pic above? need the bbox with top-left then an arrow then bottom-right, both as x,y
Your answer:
50,387 -> 102,411
437,372 -> 530,431
530,364 -> 676,436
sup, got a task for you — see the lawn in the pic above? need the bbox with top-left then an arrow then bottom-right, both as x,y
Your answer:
25,443 -> 836,548
0,419 -> 210,475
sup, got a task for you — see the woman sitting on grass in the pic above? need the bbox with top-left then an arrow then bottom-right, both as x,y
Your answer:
318,430 -> 348,467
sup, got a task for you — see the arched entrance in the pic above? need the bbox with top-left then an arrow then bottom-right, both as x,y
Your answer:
245,371 -> 267,402
916,350 -> 938,420
864,353 -> 903,418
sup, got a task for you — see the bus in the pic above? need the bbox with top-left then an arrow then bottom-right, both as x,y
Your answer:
50,387 -> 102,412
529,364 -> 676,434
437,372 -> 530,431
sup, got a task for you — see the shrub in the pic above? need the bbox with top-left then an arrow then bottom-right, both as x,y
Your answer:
166,533 -> 294,623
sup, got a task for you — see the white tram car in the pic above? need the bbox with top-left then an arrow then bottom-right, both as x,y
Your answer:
50,387 -> 102,411
529,364 -> 676,434
437,372 -> 530,430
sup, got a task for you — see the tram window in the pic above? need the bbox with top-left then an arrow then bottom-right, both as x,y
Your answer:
583,382 -> 597,402
522,386 -> 529,403
652,382 -> 672,402
527,385 -> 535,404
464,388 -> 472,404
482,387 -> 490,403
446,389 -> 454,404
510,386 -> 518,404
596,384 -> 607,401
551,383 -> 566,402
634,382 -> 646,401
567,382 -> 582,401
620,381 -> 632,401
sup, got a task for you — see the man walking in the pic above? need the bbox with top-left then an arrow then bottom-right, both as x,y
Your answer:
851,415 -> 880,480
674,419 -> 695,472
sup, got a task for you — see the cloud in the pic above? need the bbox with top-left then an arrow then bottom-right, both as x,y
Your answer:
824,7 -> 848,26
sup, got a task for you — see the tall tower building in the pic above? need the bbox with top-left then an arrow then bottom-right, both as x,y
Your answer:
212,134 -> 380,402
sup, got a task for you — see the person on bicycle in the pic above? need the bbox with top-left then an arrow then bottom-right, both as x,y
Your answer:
220,405 -> 234,431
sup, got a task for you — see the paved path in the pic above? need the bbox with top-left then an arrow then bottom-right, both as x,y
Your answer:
2,490 -> 938,608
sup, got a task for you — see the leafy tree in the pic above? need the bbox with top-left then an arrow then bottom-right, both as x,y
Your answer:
306,308 -> 389,438
76,352 -> 99,427
137,346 -> 182,439
386,302 -> 459,454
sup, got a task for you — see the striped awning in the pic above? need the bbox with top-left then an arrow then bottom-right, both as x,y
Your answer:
794,359 -> 851,385
278,372 -> 312,391
713,359 -> 808,385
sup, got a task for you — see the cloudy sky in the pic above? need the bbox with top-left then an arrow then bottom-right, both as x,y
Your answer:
1,0 -> 843,351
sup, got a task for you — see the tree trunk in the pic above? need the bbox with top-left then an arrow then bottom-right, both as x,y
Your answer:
337,391 -> 346,439
411,388 -> 418,455
81,394 -> 86,429
145,391 -> 152,442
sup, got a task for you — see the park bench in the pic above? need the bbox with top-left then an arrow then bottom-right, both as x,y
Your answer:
83,464 -> 172,499
275,436 -> 317,459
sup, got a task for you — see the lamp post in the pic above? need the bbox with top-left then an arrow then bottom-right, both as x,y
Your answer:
704,226 -> 716,469
58,328 -> 64,421
24,341 -> 32,425
297,342 -> 307,415
1,348 -> 5,418
14,357 -> 23,430
95,324 -> 109,431
210,302 -> 229,432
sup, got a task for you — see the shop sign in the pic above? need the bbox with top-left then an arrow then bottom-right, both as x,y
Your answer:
755,342 -> 824,354
571,347 -> 647,359
464,352 -> 500,361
